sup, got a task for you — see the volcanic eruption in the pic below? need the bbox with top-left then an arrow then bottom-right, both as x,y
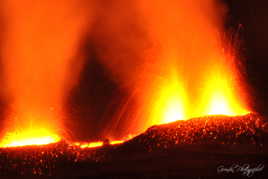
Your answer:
91,0 -> 250,136
0,0 -> 92,147
0,0 -> 250,147
0,0 -> 267,178
137,0 -> 249,126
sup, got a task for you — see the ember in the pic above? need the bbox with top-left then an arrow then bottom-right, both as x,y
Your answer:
0,128 -> 60,148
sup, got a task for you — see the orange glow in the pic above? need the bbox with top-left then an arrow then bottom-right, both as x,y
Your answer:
135,0 -> 250,128
110,140 -> 124,145
147,69 -> 249,125
203,70 -> 249,116
70,141 -> 103,148
0,128 -> 60,148
149,73 -> 187,124
72,140 -> 125,149
147,56 -> 249,125
0,0 -> 91,147
79,142 -> 103,149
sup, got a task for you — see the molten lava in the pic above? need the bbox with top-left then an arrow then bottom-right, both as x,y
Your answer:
79,142 -> 103,149
135,0 -> 250,128
70,140 -> 125,149
0,128 -> 60,148
0,0 -> 90,147
150,73 -> 187,124
149,59 -> 249,125
204,70 -> 249,116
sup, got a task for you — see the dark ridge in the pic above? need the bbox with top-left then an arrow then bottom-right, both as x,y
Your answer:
0,113 -> 268,178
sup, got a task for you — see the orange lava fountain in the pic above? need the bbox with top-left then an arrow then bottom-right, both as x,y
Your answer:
133,0 -> 250,130
0,0 -> 91,148
87,0 -> 250,138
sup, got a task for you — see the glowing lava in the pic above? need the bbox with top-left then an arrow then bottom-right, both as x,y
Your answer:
204,71 -> 249,116
0,128 -> 60,148
135,0 -> 250,128
149,60 -> 249,125
150,73 -> 187,124
0,0 -> 90,148
71,140 -> 125,149
79,142 -> 103,149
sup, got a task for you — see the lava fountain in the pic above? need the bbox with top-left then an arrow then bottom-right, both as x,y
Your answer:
134,0 -> 250,129
0,0 -> 251,147
0,0 -> 92,147
73,0 -> 251,137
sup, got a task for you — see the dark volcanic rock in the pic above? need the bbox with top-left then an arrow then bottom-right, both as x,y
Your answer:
121,113 -> 268,152
0,113 -> 268,178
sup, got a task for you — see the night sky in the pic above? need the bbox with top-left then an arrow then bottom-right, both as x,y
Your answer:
227,0 -> 268,116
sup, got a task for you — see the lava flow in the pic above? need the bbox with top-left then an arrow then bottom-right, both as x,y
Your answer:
0,128 -> 60,148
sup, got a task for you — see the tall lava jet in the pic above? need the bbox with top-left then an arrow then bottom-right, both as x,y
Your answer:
0,0 -> 92,147
137,0 -> 250,126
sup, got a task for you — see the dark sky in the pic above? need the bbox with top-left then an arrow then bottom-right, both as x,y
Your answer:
226,0 -> 268,116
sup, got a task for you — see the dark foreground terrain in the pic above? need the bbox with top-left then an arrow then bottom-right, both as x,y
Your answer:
0,113 -> 268,179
